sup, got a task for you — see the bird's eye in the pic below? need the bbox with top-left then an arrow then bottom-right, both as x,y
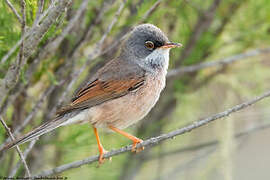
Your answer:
145,41 -> 154,50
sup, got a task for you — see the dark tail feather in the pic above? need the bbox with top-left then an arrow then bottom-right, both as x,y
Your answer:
0,115 -> 69,153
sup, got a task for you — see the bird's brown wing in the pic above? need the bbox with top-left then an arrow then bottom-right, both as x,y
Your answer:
57,60 -> 146,116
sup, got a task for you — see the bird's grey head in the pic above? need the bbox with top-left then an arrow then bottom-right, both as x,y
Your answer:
120,24 -> 181,73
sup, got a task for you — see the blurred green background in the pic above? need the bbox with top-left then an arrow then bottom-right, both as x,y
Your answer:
0,0 -> 270,179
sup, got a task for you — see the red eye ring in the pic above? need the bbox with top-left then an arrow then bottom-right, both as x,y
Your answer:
145,41 -> 154,50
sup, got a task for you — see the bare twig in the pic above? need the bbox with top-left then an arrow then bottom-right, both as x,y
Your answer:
167,47 -> 270,78
35,89 -> 270,176
146,123 -> 270,160
0,116 -> 31,177
183,0 -> 203,13
9,140 -> 37,177
1,36 -> 24,64
5,0 -> 22,24
34,0 -> 45,25
141,0 -> 163,22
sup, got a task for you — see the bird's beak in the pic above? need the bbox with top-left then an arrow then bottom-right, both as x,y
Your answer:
161,42 -> 182,49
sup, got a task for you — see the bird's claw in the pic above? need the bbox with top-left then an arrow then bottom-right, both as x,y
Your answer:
98,149 -> 112,166
131,139 -> 144,153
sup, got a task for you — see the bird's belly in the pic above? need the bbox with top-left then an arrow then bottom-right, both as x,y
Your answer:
88,73 -> 165,129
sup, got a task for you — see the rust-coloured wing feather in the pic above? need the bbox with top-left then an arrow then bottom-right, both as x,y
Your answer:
73,78 -> 144,105
57,75 -> 145,116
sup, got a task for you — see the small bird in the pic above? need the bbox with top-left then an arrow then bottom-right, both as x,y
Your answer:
2,24 -> 181,164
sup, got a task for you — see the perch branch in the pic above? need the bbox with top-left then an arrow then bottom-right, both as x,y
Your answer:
35,89 -> 270,176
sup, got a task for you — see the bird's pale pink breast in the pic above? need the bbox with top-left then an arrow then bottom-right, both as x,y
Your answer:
87,71 -> 166,129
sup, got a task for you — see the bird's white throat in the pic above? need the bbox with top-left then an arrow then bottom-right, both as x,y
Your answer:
137,48 -> 170,74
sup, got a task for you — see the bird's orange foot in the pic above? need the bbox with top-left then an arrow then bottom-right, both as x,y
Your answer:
107,125 -> 144,153
98,148 -> 112,165
131,138 -> 144,153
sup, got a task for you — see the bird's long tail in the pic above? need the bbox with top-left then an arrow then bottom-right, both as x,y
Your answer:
0,112 -> 77,153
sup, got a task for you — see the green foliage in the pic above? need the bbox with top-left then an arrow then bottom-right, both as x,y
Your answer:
25,0 -> 37,25
0,1 -> 20,62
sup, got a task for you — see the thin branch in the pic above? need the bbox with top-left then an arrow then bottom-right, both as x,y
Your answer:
5,0 -> 22,24
35,89 -> 270,176
34,0 -> 45,25
0,116 -> 31,177
167,47 -> 270,78
183,0 -> 203,14
0,35 -> 24,64
9,140 -> 37,177
141,0 -> 163,22
146,123 -> 270,160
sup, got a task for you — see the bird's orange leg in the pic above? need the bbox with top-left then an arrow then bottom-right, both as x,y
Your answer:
108,125 -> 144,153
93,127 -> 108,164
